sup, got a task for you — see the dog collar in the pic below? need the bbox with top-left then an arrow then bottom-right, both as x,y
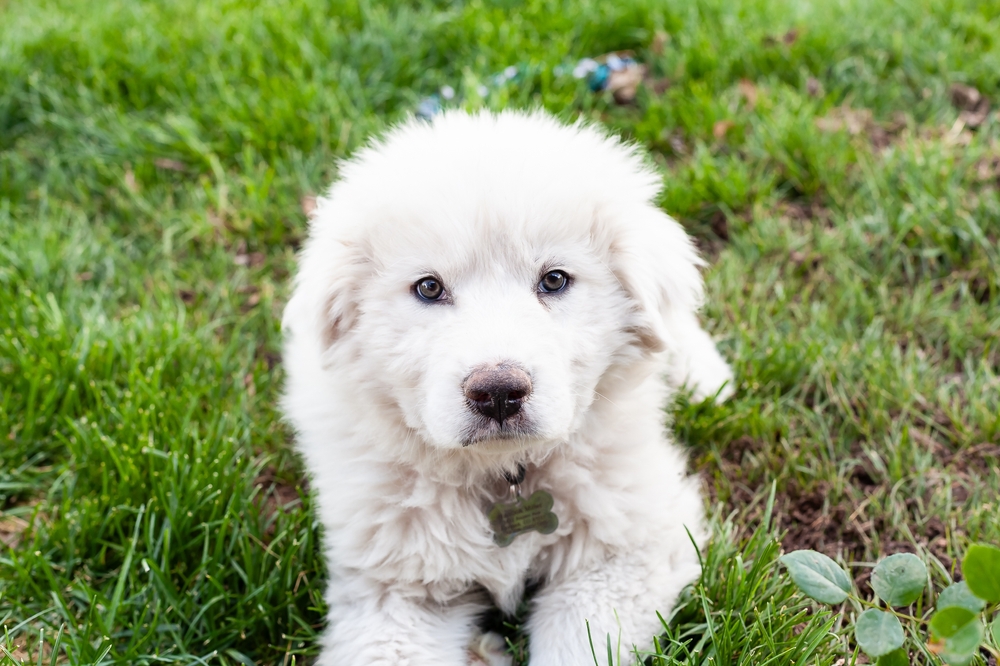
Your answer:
488,464 -> 558,547
501,463 -> 526,489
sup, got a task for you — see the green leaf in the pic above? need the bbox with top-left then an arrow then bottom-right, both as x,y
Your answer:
875,647 -> 909,666
931,608 -> 985,666
938,619 -> 985,666
780,550 -> 852,604
962,544 -> 1000,603
855,609 -> 905,658
991,616 -> 999,647
871,553 -> 927,607
930,607 -> 976,638
937,582 -> 985,613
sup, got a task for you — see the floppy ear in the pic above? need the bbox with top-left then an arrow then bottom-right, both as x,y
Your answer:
606,203 -> 735,401
606,204 -> 706,354
282,220 -> 368,354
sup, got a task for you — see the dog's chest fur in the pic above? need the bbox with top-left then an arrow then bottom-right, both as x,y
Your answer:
349,466 -> 568,612
330,433 -> 671,612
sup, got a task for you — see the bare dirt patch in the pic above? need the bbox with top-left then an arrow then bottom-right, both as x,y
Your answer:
253,466 -> 306,534
939,441 -> 1000,475
233,239 -> 266,268
775,199 -> 834,229
701,431 -> 976,580
949,83 -> 992,128
776,481 -> 874,559
815,106 -> 907,151
0,512 -> 29,549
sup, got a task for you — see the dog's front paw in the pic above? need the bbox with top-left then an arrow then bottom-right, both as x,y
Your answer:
667,324 -> 735,403
468,632 -> 513,666
688,350 -> 734,403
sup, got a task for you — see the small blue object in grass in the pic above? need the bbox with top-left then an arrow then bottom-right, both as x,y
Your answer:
588,64 -> 610,91
572,57 -> 599,79
575,54 -> 638,92
605,53 -> 628,70
416,95 -> 442,121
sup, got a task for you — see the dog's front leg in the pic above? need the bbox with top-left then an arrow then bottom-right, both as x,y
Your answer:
318,583 -> 488,666
525,547 -> 699,666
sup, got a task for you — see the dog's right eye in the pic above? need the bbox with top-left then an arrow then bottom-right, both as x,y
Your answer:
538,270 -> 569,294
414,277 -> 445,301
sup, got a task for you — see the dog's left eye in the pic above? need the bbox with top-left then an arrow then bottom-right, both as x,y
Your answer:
538,270 -> 569,294
414,276 -> 446,301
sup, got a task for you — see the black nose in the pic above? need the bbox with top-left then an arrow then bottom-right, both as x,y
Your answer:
463,363 -> 532,426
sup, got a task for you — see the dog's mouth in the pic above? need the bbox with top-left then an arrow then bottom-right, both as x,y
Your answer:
460,415 -> 537,447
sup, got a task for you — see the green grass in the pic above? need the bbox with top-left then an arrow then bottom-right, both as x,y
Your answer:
1,0 -> 999,663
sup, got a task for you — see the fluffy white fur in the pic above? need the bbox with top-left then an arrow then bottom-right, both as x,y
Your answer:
281,111 -> 733,665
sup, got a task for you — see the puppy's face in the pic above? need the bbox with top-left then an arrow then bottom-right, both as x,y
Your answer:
352,215 -> 636,450
286,112 -> 705,455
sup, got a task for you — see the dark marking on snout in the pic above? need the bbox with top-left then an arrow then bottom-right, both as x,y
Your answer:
463,363 -> 532,427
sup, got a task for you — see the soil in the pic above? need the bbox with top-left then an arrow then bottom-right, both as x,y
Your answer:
701,433 -> 998,580
253,465 -> 306,537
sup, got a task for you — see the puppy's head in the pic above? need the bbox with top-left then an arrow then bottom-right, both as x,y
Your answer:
283,111 -> 704,452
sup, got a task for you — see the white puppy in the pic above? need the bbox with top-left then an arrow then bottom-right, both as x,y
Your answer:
281,111 -> 733,666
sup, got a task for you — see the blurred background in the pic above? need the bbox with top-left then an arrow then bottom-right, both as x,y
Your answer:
1,0 -> 998,664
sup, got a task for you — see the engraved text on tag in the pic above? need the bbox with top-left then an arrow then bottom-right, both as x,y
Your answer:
488,490 -> 559,547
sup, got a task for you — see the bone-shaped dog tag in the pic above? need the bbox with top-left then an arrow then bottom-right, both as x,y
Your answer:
488,490 -> 559,547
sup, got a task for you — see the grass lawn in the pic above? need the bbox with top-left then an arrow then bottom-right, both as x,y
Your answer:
1,0 -> 999,663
